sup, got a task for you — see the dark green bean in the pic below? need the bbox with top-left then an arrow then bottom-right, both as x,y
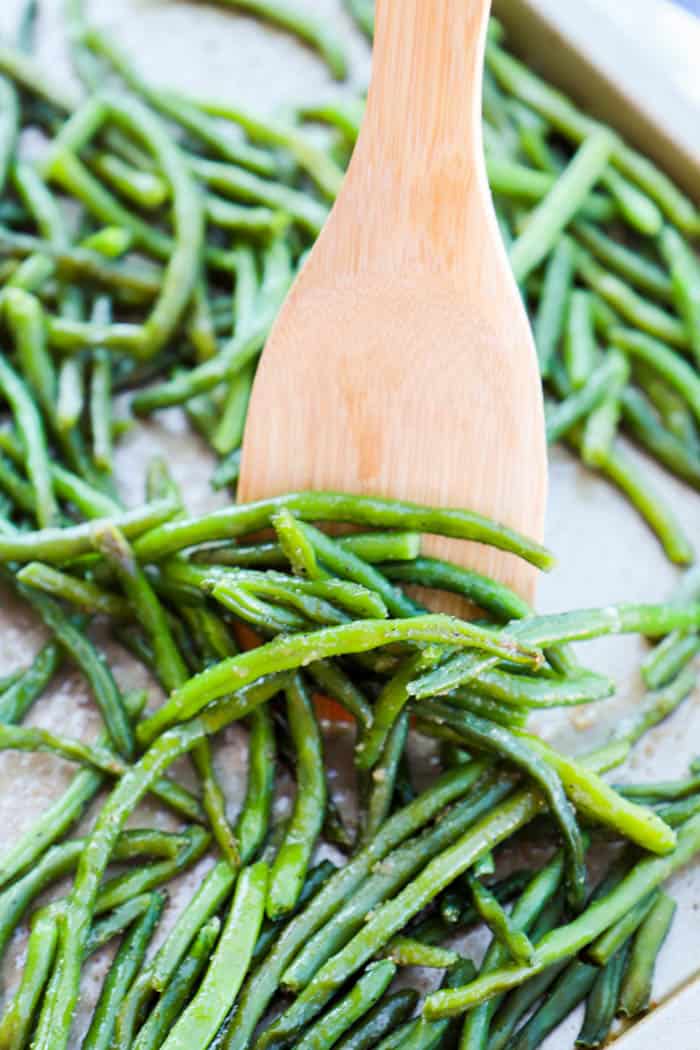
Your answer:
18,585 -> 134,758
419,702 -> 585,906
361,711 -> 409,844
221,762 -> 488,1050
0,356 -> 56,527
267,674 -> 325,918
577,942 -> 631,1047
0,641 -> 61,724
335,990 -> 417,1050
82,893 -> 166,1050
131,918 -> 222,1050
159,862 -> 268,1050
618,891 -> 677,1018
659,224 -> 700,366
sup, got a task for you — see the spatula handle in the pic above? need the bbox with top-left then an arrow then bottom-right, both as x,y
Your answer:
336,0 -> 494,275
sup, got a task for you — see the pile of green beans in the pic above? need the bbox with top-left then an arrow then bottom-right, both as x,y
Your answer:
0,3 -> 698,1049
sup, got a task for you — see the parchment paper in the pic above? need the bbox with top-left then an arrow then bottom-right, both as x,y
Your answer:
0,3 -> 699,1045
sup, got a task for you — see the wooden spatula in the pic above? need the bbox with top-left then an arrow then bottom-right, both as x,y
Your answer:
239,0 -> 547,604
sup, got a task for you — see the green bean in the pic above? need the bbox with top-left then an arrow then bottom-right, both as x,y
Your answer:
638,368 -> 700,452
659,794 -> 700,827
518,729 -> 675,852
488,956 -> 568,1049
468,876 -> 534,965
44,146 -> 167,255
0,905 -> 58,1050
618,891 -> 677,1018
212,358 -> 253,452
620,386 -> 700,487
131,241 -> 291,413
115,864 -> 234,1050
0,39 -> 76,112
131,918 -> 222,1050
191,153 -> 329,236
414,602 -> 700,709
250,863 -> 334,966
573,221 -> 672,301
659,224 -> 700,366
82,893 -> 165,1050
3,252 -> 55,293
19,586 -> 133,757
510,129 -> 614,283
373,959 -> 479,1050
590,438 -> 694,564
267,675 -> 325,918
272,507 -> 324,579
643,632 -> 700,690
358,652 -> 437,771
0,829 -> 183,961
90,346 -> 113,471
11,162 -> 64,246
192,531 -> 421,570
532,236 -> 575,377
588,891 -> 660,966
0,722 -> 136,776
307,660 -> 373,729
96,523 -> 238,863
293,961 -> 397,1050
0,356 -> 56,527
85,893 -> 159,956
203,0 -> 348,79
424,810 -> 700,1017
0,495 -> 177,564
477,665 -> 614,709
56,356 -> 85,433
380,556 -> 530,622
420,703 -> 586,904
384,936 -> 458,969
134,491 -> 554,570
486,42 -> 699,232
0,77 -> 19,194
0,640 -> 61,725
16,562 -> 130,618
213,567 -> 389,621
617,773 -> 700,802
222,762 -> 488,1050
84,28 -> 277,176
43,714 -> 231,1050
564,289 -> 598,390
292,521 -> 417,617
577,942 -> 631,1047
9,922 -> 63,1050
508,959 -> 599,1050
206,195 -> 289,236
257,781 -> 553,1044
233,706 -> 275,864
615,666 -> 698,752
159,862 -> 268,1050
187,93 -> 344,198
600,168 -> 663,236
577,251 -> 688,348
361,711 -> 409,844
546,350 -> 629,444
92,151 -> 168,208
460,856 -> 565,1050
0,227 -> 162,299
138,615 -> 541,745
343,0 -> 374,37
335,990 -> 417,1050
0,695 -> 156,888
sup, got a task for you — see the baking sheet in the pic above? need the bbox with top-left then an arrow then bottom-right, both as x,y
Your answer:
1,1 -> 700,1046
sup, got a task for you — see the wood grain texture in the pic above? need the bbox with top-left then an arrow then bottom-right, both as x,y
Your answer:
240,0 -> 548,604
